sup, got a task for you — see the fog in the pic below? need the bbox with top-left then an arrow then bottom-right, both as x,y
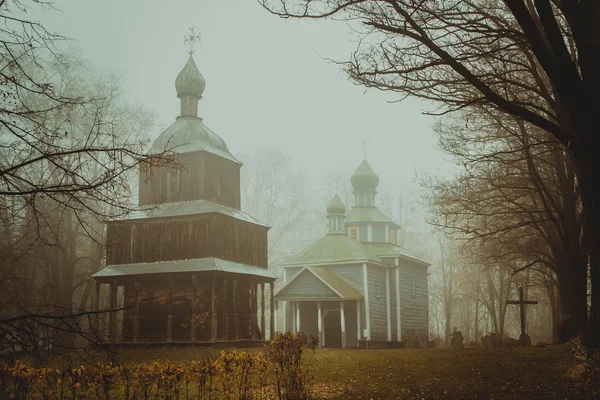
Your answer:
3,1 -> 595,396
40,0 -> 452,187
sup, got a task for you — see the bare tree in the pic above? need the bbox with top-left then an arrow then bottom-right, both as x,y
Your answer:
420,104 -> 583,343
260,0 -> 600,346
0,0 -> 174,360
240,148 -> 310,268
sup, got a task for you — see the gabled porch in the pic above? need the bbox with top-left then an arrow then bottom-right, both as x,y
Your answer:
274,266 -> 363,348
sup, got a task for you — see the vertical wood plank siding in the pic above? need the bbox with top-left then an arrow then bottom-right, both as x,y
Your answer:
398,261 -> 429,341
366,265 -> 387,341
107,216 -> 268,268
139,151 -> 241,210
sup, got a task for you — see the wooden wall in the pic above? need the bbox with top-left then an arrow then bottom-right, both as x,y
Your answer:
398,260 -> 429,342
121,277 -> 257,342
107,215 -> 268,268
139,151 -> 241,210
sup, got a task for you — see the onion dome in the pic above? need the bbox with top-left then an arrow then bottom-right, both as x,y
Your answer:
327,194 -> 346,216
350,159 -> 380,191
175,56 -> 206,99
148,54 -> 239,164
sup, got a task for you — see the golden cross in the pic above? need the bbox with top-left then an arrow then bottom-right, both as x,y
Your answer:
358,138 -> 371,158
184,26 -> 201,56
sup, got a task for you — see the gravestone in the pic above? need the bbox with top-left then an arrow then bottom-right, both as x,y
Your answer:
450,327 -> 464,349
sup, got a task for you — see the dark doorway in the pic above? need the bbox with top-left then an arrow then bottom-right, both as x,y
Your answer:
324,310 -> 342,347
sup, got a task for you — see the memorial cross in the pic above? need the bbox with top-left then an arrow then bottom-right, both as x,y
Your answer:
506,287 -> 538,346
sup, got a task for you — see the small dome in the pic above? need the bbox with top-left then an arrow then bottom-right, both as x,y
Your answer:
350,159 -> 379,191
327,194 -> 346,216
175,56 -> 205,98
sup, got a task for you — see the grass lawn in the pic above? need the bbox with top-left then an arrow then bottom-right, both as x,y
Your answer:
100,344 -> 584,399
309,345 -> 582,399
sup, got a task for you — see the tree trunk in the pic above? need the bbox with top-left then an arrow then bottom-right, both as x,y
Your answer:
544,279 -> 560,343
572,142 -> 600,348
474,299 -> 480,343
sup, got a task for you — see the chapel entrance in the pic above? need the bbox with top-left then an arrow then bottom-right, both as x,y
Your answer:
324,310 -> 342,347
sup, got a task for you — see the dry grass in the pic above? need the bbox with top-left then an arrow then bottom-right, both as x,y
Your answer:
310,345 -> 581,399
28,344 -> 584,399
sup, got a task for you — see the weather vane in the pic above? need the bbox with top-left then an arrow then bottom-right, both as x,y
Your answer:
184,26 -> 201,56
358,137 -> 371,158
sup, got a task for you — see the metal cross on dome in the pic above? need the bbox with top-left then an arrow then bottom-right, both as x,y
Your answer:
358,138 -> 371,158
334,175 -> 343,194
184,27 -> 201,56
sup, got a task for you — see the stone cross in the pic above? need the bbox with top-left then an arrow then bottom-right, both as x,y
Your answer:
506,287 -> 538,346
184,26 -> 201,55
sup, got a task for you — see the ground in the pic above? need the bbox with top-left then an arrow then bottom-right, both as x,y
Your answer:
102,344 -> 583,399
309,346 -> 580,399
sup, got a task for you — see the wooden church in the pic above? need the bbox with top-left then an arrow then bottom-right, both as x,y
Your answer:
92,50 -> 276,345
274,160 -> 429,348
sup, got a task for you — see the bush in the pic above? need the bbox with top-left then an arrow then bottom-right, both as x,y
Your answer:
567,337 -> 600,398
0,333 -> 320,400
265,332 -> 319,400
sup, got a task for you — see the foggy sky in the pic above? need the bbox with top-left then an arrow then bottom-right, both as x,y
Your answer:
39,0 -> 454,210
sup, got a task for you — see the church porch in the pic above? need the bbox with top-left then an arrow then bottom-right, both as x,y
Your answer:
283,299 -> 361,349
274,266 -> 364,348
92,258 -> 277,346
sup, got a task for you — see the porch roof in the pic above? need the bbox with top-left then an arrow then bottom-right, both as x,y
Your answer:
110,199 -> 270,228
363,242 -> 430,266
274,266 -> 362,301
92,257 -> 277,281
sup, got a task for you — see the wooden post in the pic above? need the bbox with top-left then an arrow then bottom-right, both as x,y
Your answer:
395,262 -> 401,342
94,281 -> 101,337
270,283 -> 275,340
340,301 -> 346,349
356,300 -> 361,348
260,282 -> 266,340
134,280 -> 140,343
211,275 -> 217,342
385,268 -> 391,342
191,276 -> 197,342
317,302 -> 322,348
109,280 -> 117,344
224,278 -> 229,341
233,279 -> 239,340
250,281 -> 256,339
167,279 -> 173,343
296,301 -> 301,332
292,302 -> 297,332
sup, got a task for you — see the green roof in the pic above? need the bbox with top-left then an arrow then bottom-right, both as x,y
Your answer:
363,243 -> 430,266
350,159 -> 379,191
345,206 -> 400,228
92,257 -> 277,280
282,233 -> 381,266
274,266 -> 362,301
149,117 -> 240,164
326,194 -> 346,216
113,199 -> 269,227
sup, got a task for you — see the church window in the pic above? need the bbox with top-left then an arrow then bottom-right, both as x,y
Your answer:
390,228 -> 396,244
348,227 -> 359,240
411,275 -> 417,297
216,177 -> 222,197
375,281 -> 381,300
167,171 -> 179,195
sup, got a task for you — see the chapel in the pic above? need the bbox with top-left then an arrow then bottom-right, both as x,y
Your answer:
274,159 -> 429,348
92,51 -> 276,345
